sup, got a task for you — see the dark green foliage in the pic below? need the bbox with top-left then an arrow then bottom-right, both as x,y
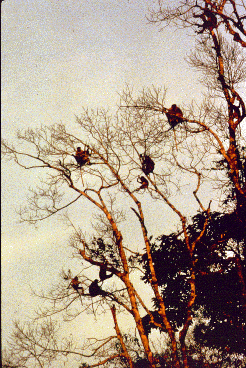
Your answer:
195,270 -> 245,353
141,234 -> 191,329
133,353 -> 172,368
90,237 -> 121,268
190,211 -> 246,246
133,359 -> 150,368
142,311 -> 166,335
140,211 -> 246,353
194,321 -> 246,353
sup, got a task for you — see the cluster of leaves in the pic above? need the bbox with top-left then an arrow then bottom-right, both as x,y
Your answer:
90,237 -> 121,268
140,211 -> 246,354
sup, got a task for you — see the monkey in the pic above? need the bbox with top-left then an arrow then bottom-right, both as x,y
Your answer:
165,104 -> 184,129
140,154 -> 155,175
89,279 -> 107,297
71,276 -> 84,294
74,146 -> 90,166
99,264 -> 114,282
194,8 -> 217,34
136,176 -> 149,191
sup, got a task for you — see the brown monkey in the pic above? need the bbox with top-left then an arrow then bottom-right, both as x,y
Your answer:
194,8 -> 217,34
166,104 -> 184,129
136,176 -> 149,191
89,279 -> 107,297
74,146 -> 90,166
140,154 -> 155,175
99,265 -> 113,281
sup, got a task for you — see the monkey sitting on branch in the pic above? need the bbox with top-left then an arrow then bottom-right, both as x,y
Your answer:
89,279 -> 107,297
165,104 -> 184,130
140,154 -> 155,175
135,176 -> 149,192
99,264 -> 114,282
74,146 -> 90,167
193,7 -> 217,34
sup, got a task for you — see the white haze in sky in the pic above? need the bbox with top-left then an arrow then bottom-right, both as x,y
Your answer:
2,1 -> 205,364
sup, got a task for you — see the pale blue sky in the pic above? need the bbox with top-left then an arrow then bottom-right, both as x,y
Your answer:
1,0 -> 204,359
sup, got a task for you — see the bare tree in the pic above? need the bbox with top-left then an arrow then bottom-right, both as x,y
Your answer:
3,317 -> 139,368
2,1 -> 246,367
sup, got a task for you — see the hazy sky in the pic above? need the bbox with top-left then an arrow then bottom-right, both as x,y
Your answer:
1,0 -> 204,363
